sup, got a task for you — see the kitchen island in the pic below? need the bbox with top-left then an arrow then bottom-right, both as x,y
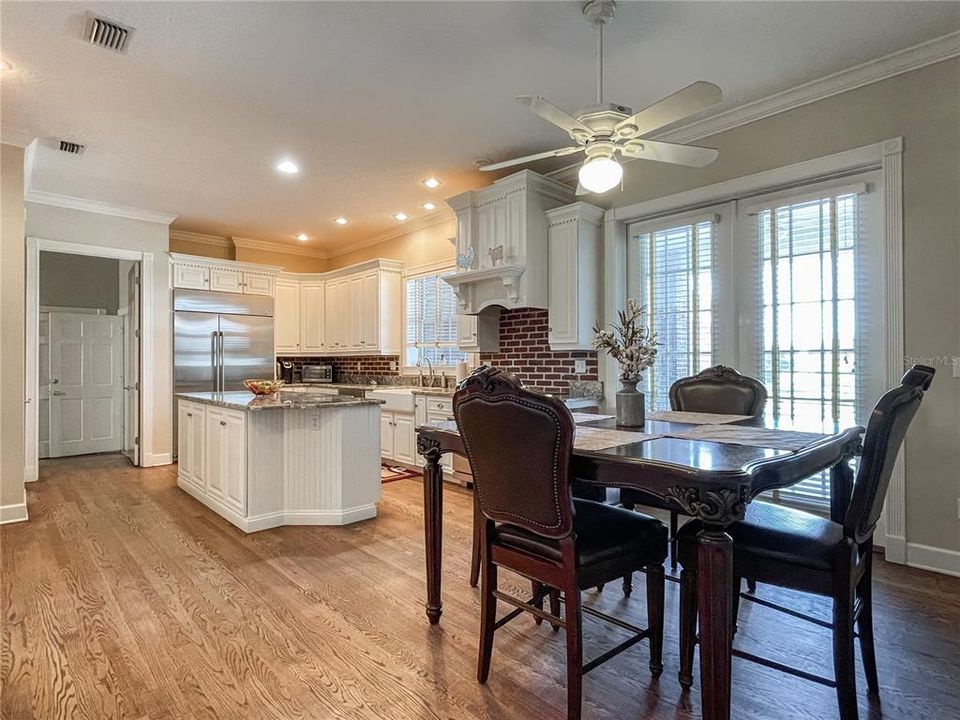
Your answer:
176,391 -> 382,532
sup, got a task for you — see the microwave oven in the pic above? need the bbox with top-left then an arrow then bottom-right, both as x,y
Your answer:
301,363 -> 334,384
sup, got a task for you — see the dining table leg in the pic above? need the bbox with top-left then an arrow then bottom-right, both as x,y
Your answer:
696,524 -> 734,720
422,447 -> 445,625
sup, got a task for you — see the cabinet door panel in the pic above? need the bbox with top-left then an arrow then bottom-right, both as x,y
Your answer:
173,264 -> 209,290
204,409 -> 226,500
360,272 -> 379,350
243,273 -> 274,296
274,280 -> 301,353
348,275 -> 363,351
393,413 -> 415,465
548,222 -> 578,346
209,267 -> 243,294
380,412 -> 394,460
301,283 -> 326,353
221,410 -> 246,514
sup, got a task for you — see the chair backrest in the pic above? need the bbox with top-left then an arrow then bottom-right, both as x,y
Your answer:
453,365 -> 576,540
669,365 -> 768,416
844,365 -> 935,544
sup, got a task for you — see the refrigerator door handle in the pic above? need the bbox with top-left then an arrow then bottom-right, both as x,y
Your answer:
217,331 -> 225,393
211,331 -> 219,393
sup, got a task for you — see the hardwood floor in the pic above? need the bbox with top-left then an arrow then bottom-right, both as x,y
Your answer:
2,455 -> 959,719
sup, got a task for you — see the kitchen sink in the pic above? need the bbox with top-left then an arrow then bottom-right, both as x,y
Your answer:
366,388 -> 416,413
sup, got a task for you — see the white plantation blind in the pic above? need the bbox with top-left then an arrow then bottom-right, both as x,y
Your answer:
405,269 -> 467,367
752,183 -> 872,508
627,212 -> 719,411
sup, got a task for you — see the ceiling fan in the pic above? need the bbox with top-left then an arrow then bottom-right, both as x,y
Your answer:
480,0 -> 723,195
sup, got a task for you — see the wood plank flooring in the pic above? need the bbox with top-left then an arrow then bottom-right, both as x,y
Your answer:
2,454 -> 959,719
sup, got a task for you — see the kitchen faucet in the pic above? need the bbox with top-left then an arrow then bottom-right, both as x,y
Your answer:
417,356 -> 435,388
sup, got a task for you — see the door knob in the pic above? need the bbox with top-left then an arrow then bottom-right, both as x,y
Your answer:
51,390 -> 65,396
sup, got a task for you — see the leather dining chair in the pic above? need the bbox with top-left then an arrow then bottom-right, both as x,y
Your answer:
454,366 -> 668,720
621,365 -> 768,572
675,365 -> 935,720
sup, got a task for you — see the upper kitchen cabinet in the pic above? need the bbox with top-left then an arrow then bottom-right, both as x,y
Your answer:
300,278 -> 326,353
323,260 -> 403,355
545,202 -> 604,351
169,254 -> 279,296
444,170 -> 574,315
274,275 -> 303,353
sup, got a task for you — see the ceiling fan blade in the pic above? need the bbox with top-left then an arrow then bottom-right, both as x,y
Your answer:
479,146 -> 584,172
620,139 -> 719,167
517,95 -> 593,136
615,81 -> 722,137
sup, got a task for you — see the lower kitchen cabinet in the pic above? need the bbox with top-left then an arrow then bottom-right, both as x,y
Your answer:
179,400 -> 247,516
414,395 -> 454,476
380,410 -> 415,465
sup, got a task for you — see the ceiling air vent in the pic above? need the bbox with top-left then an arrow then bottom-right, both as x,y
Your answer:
85,16 -> 133,53
59,141 -> 86,155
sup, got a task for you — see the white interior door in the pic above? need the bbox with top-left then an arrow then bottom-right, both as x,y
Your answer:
48,312 -> 124,457
121,263 -> 141,464
38,312 -> 51,459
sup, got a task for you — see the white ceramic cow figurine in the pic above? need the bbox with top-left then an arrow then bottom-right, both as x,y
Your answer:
488,245 -> 504,267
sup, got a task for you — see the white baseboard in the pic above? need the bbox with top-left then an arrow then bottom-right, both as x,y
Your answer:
904,542 -> 960,577
142,452 -> 173,467
0,495 -> 28,525
244,505 -> 378,532
884,534 -> 906,564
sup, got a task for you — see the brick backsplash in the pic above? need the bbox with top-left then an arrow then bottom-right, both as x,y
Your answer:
277,355 -> 401,382
479,308 -> 598,393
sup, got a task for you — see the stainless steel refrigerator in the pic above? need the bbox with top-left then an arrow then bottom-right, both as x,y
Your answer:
173,289 -> 274,457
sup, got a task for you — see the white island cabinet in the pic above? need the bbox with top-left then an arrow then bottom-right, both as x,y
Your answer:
176,391 -> 382,532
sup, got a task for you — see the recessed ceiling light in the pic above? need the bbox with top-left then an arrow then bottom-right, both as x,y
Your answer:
334,217 -> 348,225
276,159 -> 299,174
393,212 -> 409,222
296,233 -> 309,241
421,202 -> 437,211
422,177 -> 441,189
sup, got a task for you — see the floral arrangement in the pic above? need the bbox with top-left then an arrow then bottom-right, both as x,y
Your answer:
592,299 -> 658,384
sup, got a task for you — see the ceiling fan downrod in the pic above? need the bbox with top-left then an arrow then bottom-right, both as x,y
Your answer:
583,0 -> 617,105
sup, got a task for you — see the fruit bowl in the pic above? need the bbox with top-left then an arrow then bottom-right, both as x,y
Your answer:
243,379 -> 285,396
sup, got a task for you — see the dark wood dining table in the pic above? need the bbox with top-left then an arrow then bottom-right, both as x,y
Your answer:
415,413 -> 863,720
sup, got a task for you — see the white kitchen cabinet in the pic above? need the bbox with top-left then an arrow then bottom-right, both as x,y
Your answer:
380,410 -> 416,466
177,400 -> 205,489
321,260 -> 402,356
275,277 -> 302,353
457,308 -> 500,352
209,266 -> 243,293
300,280 -> 326,353
325,278 -> 349,351
348,274 -> 364,351
359,271 -> 380,350
545,202 -> 604,351
204,405 -> 247,515
173,263 -> 210,290
243,272 -> 275,296
425,396 -> 454,474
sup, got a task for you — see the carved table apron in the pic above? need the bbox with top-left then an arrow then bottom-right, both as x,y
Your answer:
416,417 -> 863,720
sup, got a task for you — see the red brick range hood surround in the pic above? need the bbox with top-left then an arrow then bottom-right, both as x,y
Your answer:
479,308 -> 598,393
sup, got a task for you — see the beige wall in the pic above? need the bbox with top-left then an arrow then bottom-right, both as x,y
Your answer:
26,203 -> 174,464
0,144 -> 26,515
233,246 -> 327,273
168,236 -> 235,261
612,59 -> 960,554
40,251 -> 120,313
325,217 -> 455,272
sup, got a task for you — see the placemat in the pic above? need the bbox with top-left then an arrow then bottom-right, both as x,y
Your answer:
574,426 -> 662,451
647,410 -> 753,425
572,413 -> 615,424
664,424 -> 828,451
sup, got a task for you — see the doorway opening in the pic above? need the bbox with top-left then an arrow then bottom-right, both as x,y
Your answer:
29,247 -> 142,470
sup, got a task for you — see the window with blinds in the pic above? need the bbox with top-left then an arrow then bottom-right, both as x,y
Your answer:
627,215 -> 718,411
404,270 -> 467,367
753,185 -> 868,508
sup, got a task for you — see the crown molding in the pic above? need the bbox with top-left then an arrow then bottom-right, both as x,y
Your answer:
547,30 -> 960,185
0,127 -> 36,148
169,229 -> 233,248
230,236 -> 330,259
25,190 -> 177,225
325,209 -> 455,259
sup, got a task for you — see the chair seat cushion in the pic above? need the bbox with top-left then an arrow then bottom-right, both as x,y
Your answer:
677,501 -> 846,571
494,499 -> 667,569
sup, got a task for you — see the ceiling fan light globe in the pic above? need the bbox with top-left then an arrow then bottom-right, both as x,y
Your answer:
578,156 -> 622,193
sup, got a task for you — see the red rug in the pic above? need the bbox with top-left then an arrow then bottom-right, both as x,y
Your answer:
381,464 -> 421,483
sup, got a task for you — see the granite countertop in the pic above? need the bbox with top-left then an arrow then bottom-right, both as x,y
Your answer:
285,383 -> 455,396
177,391 -> 383,411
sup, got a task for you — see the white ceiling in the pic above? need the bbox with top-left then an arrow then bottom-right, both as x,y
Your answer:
3,2 -> 958,252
